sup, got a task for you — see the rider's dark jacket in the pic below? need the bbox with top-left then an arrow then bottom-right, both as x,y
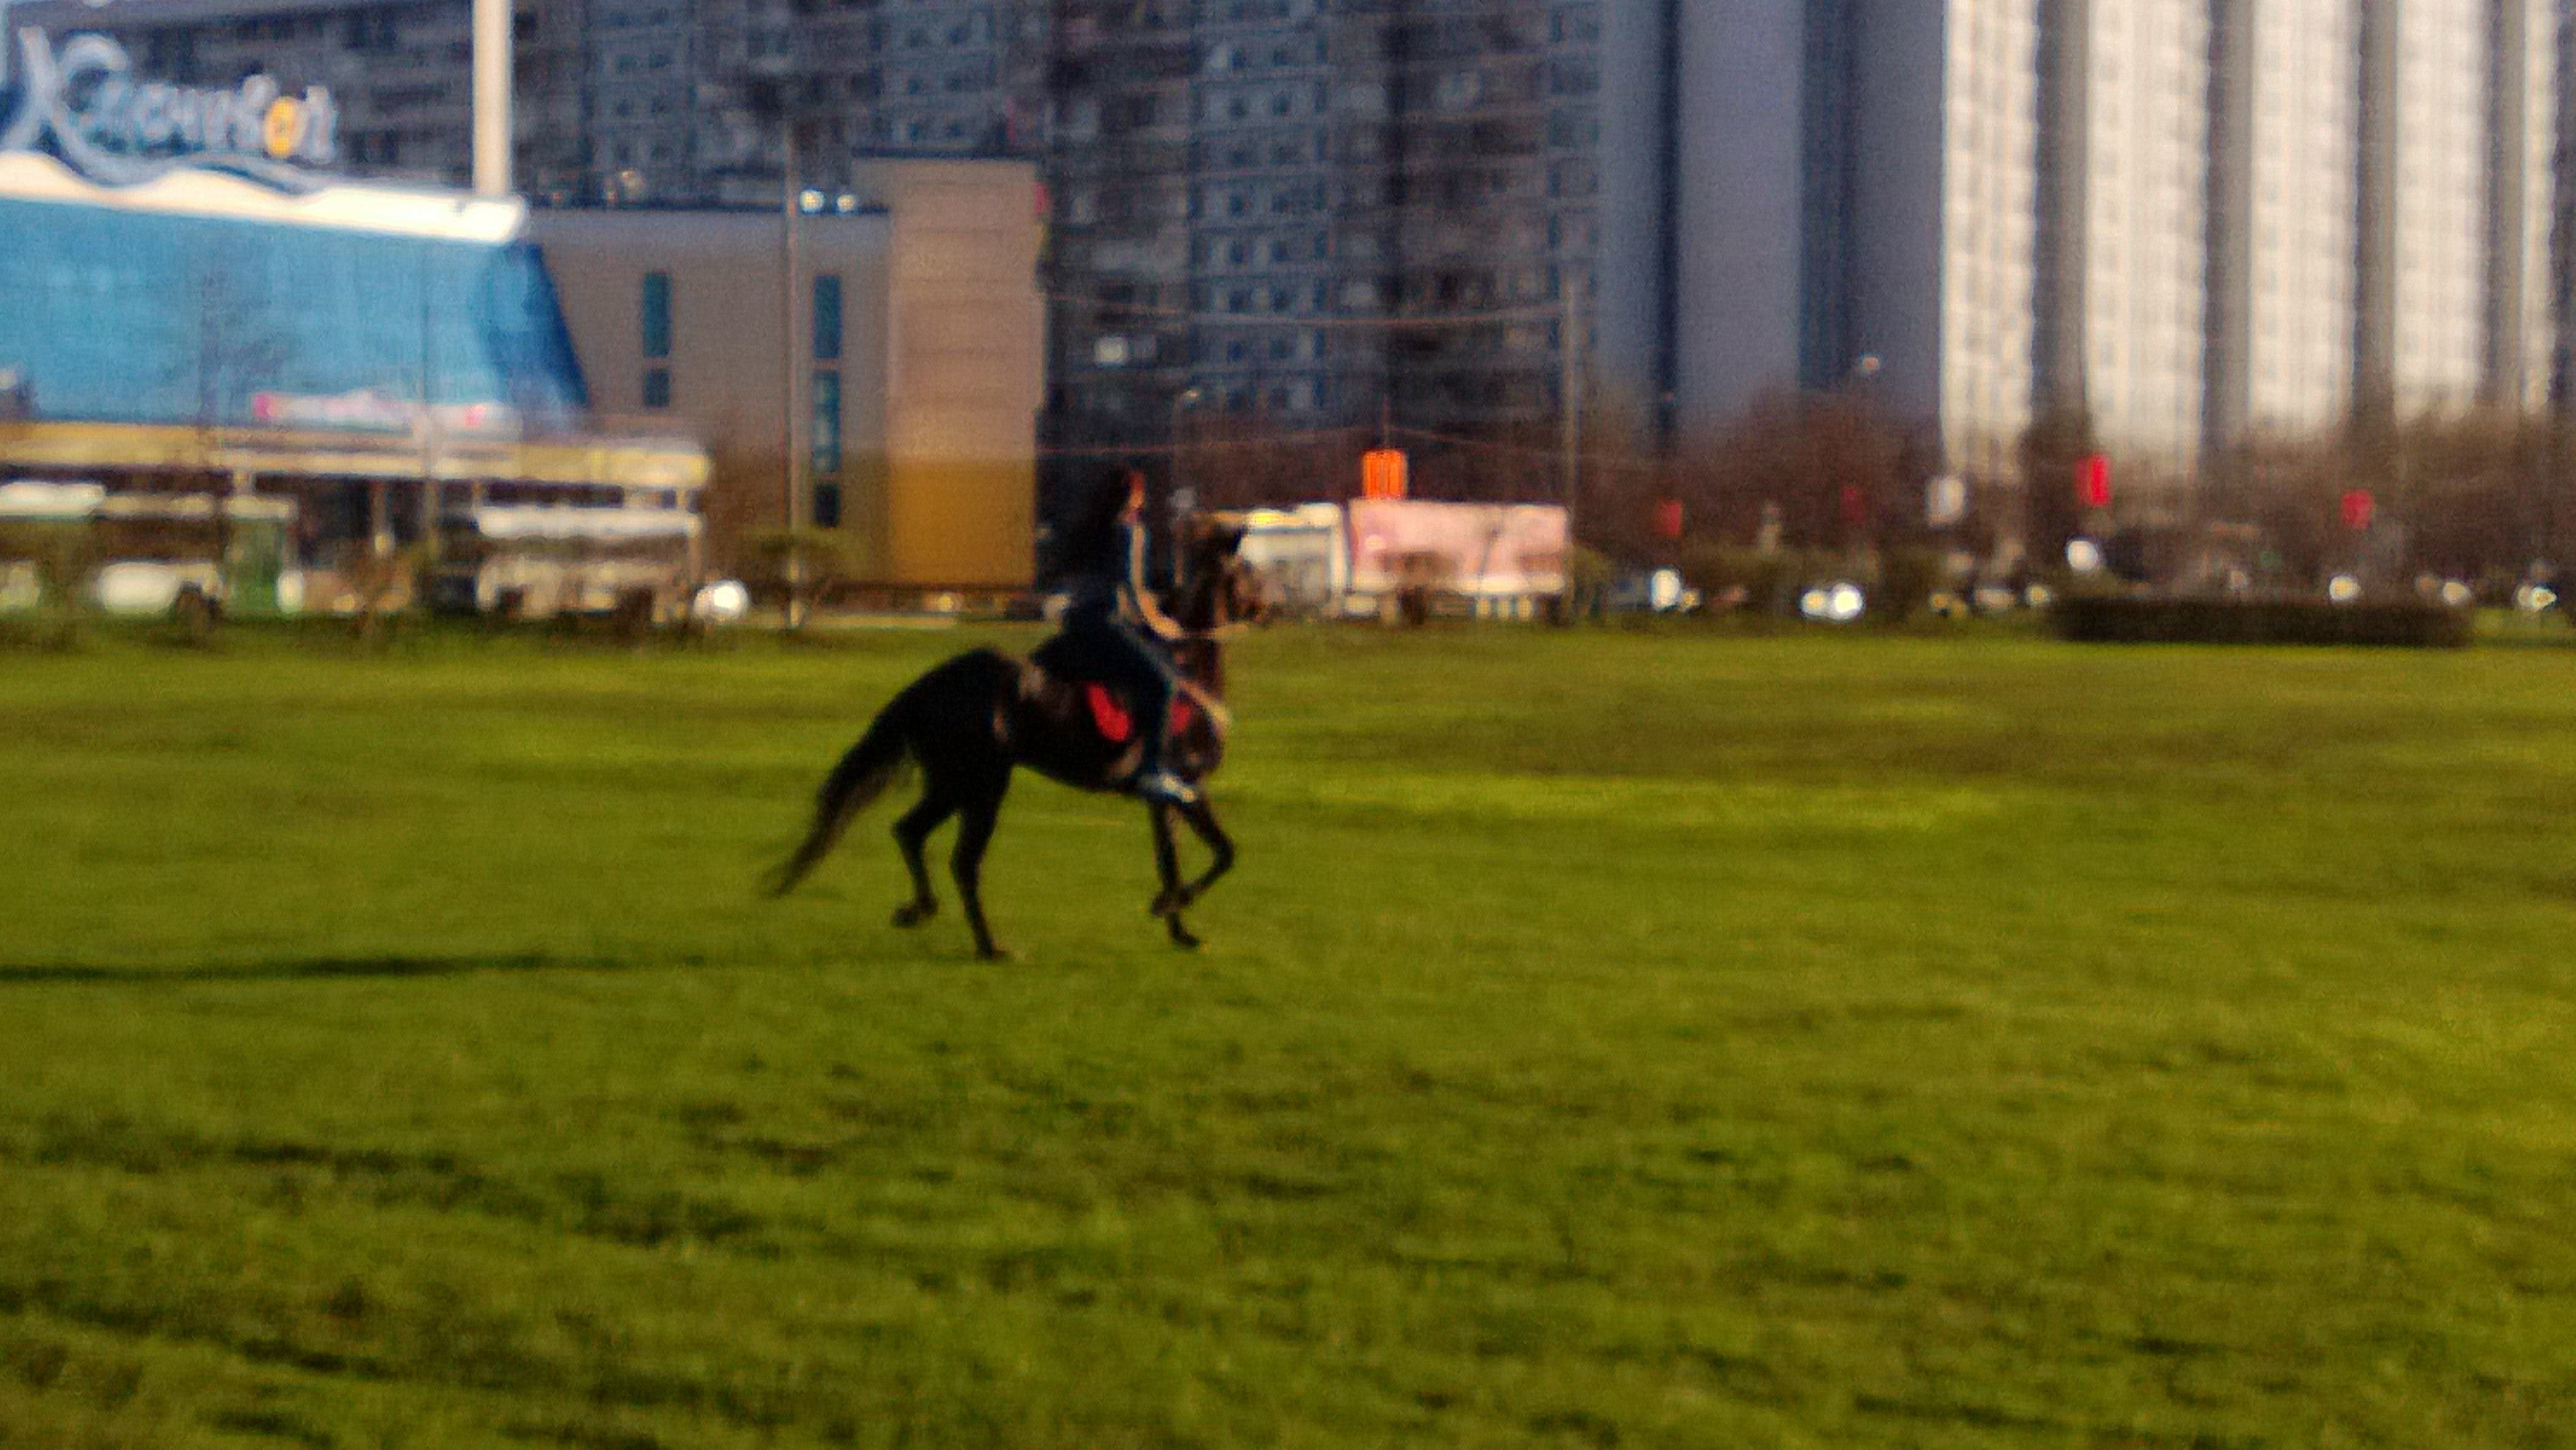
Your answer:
1057,510 -> 1182,768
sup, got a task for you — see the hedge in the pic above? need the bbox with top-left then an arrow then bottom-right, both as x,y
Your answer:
2050,595 -> 2473,648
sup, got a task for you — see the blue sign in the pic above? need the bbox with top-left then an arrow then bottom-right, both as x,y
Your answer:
2,1 -> 339,186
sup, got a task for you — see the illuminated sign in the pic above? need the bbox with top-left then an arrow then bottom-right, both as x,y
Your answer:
1,2 -> 338,185
250,391 -> 520,436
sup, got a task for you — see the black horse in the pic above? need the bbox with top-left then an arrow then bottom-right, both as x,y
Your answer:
769,518 -> 1251,958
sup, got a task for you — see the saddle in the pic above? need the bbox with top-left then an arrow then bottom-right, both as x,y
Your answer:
1081,684 -> 1197,745
1026,633 -> 1197,747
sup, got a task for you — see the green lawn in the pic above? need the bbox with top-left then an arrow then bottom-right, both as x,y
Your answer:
4,622 -> 2575,1448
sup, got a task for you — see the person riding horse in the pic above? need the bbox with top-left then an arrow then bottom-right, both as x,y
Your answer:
769,492 -> 1246,958
1052,467 -> 1199,807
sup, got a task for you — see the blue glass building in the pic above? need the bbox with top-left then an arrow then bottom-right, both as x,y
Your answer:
0,154 -> 709,615
0,190 -> 587,432
0,154 -> 703,483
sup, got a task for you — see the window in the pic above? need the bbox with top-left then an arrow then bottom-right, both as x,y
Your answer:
812,275 -> 842,361
812,371 -> 842,478
640,271 -> 671,358
643,367 -> 671,408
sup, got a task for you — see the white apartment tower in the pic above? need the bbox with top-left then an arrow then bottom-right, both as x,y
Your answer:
2084,0 -> 2211,475
1939,0 -> 2043,485
1636,0 -> 2564,502
2240,0 -> 2359,436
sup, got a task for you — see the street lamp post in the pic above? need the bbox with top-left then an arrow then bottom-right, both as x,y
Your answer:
1169,386 -> 1203,503
471,0 -> 510,196
780,122 -> 808,628
1558,270 -> 1585,545
1169,388 -> 1203,576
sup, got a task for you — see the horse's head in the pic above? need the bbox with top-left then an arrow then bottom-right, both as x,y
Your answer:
1175,514 -> 1255,631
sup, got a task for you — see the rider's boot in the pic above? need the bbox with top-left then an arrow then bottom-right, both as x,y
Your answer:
1131,725 -> 1199,805
1133,765 -> 1199,807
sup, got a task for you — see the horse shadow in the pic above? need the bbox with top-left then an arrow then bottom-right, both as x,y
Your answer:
0,953 -> 622,987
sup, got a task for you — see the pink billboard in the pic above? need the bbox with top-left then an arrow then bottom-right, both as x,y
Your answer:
1345,500 -> 1568,597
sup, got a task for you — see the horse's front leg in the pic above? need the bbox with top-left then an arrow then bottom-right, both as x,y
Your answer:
1148,803 -> 1201,948
1171,797 -> 1235,908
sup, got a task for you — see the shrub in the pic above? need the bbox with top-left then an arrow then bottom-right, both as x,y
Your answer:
1681,545 -> 1831,616
1556,544 -> 1617,622
2051,596 -> 2472,648
1872,547 -> 1947,625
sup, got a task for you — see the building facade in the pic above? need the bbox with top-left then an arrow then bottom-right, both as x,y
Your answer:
1671,0 -> 2562,507
1042,0 -> 1606,472
532,160 -> 1046,587
22,0 -> 2570,517
0,149 -> 707,610
3,3 -> 1041,590
15,0 -> 597,199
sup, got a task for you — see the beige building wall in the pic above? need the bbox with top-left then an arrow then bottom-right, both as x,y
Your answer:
528,158 -> 1041,589
864,161 -> 1046,589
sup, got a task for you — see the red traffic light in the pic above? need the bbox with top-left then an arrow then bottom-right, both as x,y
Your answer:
1653,499 -> 1684,539
2340,489 -> 2374,531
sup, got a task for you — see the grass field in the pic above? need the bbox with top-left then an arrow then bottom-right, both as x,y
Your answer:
4,621 -> 2576,1448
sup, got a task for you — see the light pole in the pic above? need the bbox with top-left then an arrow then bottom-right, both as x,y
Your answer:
780,121 -> 808,627
1169,386 -> 1202,543
1558,269 -> 1586,544
471,0 -> 510,196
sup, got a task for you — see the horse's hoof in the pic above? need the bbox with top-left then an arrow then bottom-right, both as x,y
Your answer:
893,900 -> 936,929
1165,923 -> 1202,950
976,944 -> 1016,962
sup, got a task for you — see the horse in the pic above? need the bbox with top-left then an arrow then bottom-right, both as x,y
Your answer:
768,517 -> 1252,958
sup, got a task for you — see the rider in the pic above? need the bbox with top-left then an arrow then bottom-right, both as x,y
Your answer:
1058,466 -> 1198,807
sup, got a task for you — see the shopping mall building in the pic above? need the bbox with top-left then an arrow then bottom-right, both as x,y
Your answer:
0,15 -> 1040,614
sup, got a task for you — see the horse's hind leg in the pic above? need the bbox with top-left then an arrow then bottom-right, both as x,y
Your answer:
950,773 -> 1011,960
891,790 -> 954,928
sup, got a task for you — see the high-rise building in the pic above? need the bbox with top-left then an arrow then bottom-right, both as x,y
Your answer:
1043,0 -> 1605,476
1664,0 -> 2561,505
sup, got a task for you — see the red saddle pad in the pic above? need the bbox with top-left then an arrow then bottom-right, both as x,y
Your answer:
1083,684 -> 1194,745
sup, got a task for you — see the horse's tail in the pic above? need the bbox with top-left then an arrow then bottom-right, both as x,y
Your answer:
767,705 -> 911,897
